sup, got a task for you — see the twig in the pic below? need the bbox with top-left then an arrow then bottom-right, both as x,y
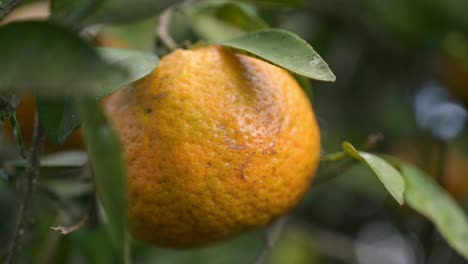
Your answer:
315,158 -> 354,185
51,212 -> 89,235
5,112 -> 46,264
0,0 -> 23,21
363,133 -> 384,150
316,133 -> 384,185
156,7 -> 178,51
254,217 -> 288,264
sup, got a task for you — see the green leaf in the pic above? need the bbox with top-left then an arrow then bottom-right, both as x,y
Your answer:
37,48 -> 159,145
51,0 -> 175,26
219,29 -> 336,82
394,160 -> 468,260
191,14 -> 245,42
37,99 -> 80,145
81,0 -> 175,26
96,47 -> 159,98
342,142 -> 405,205
0,21 -> 127,97
50,0 -> 98,26
79,98 -> 130,263
195,0 -> 268,31
100,17 -> 158,52
248,0 -> 304,7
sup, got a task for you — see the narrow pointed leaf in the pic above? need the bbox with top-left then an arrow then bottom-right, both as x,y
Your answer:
342,142 -> 405,204
393,160 -> 468,260
79,99 -> 130,263
0,21 -> 127,97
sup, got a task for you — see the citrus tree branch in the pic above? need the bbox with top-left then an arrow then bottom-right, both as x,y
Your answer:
0,0 -> 23,21
156,7 -> 178,51
5,112 -> 46,264
316,133 -> 384,185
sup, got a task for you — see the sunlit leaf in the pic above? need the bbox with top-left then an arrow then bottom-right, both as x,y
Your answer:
0,21 -> 127,97
79,99 -> 130,263
220,29 -> 336,82
392,159 -> 468,260
342,142 -> 405,204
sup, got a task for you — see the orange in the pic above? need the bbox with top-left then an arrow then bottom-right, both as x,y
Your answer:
3,96 -> 84,152
103,45 -> 321,247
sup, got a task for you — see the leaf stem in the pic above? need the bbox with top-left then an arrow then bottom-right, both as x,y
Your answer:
156,7 -> 178,51
4,111 -> 46,264
316,133 -> 384,185
51,214 -> 89,235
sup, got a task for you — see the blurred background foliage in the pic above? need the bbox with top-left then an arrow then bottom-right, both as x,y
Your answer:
1,0 -> 468,263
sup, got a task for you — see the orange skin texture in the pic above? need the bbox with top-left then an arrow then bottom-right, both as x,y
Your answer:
103,45 -> 321,247
4,96 -> 84,152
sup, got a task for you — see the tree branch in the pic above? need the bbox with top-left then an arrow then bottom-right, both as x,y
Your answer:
51,206 -> 91,235
156,7 -> 178,51
5,112 -> 46,264
316,133 -> 384,185
0,0 -> 23,21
